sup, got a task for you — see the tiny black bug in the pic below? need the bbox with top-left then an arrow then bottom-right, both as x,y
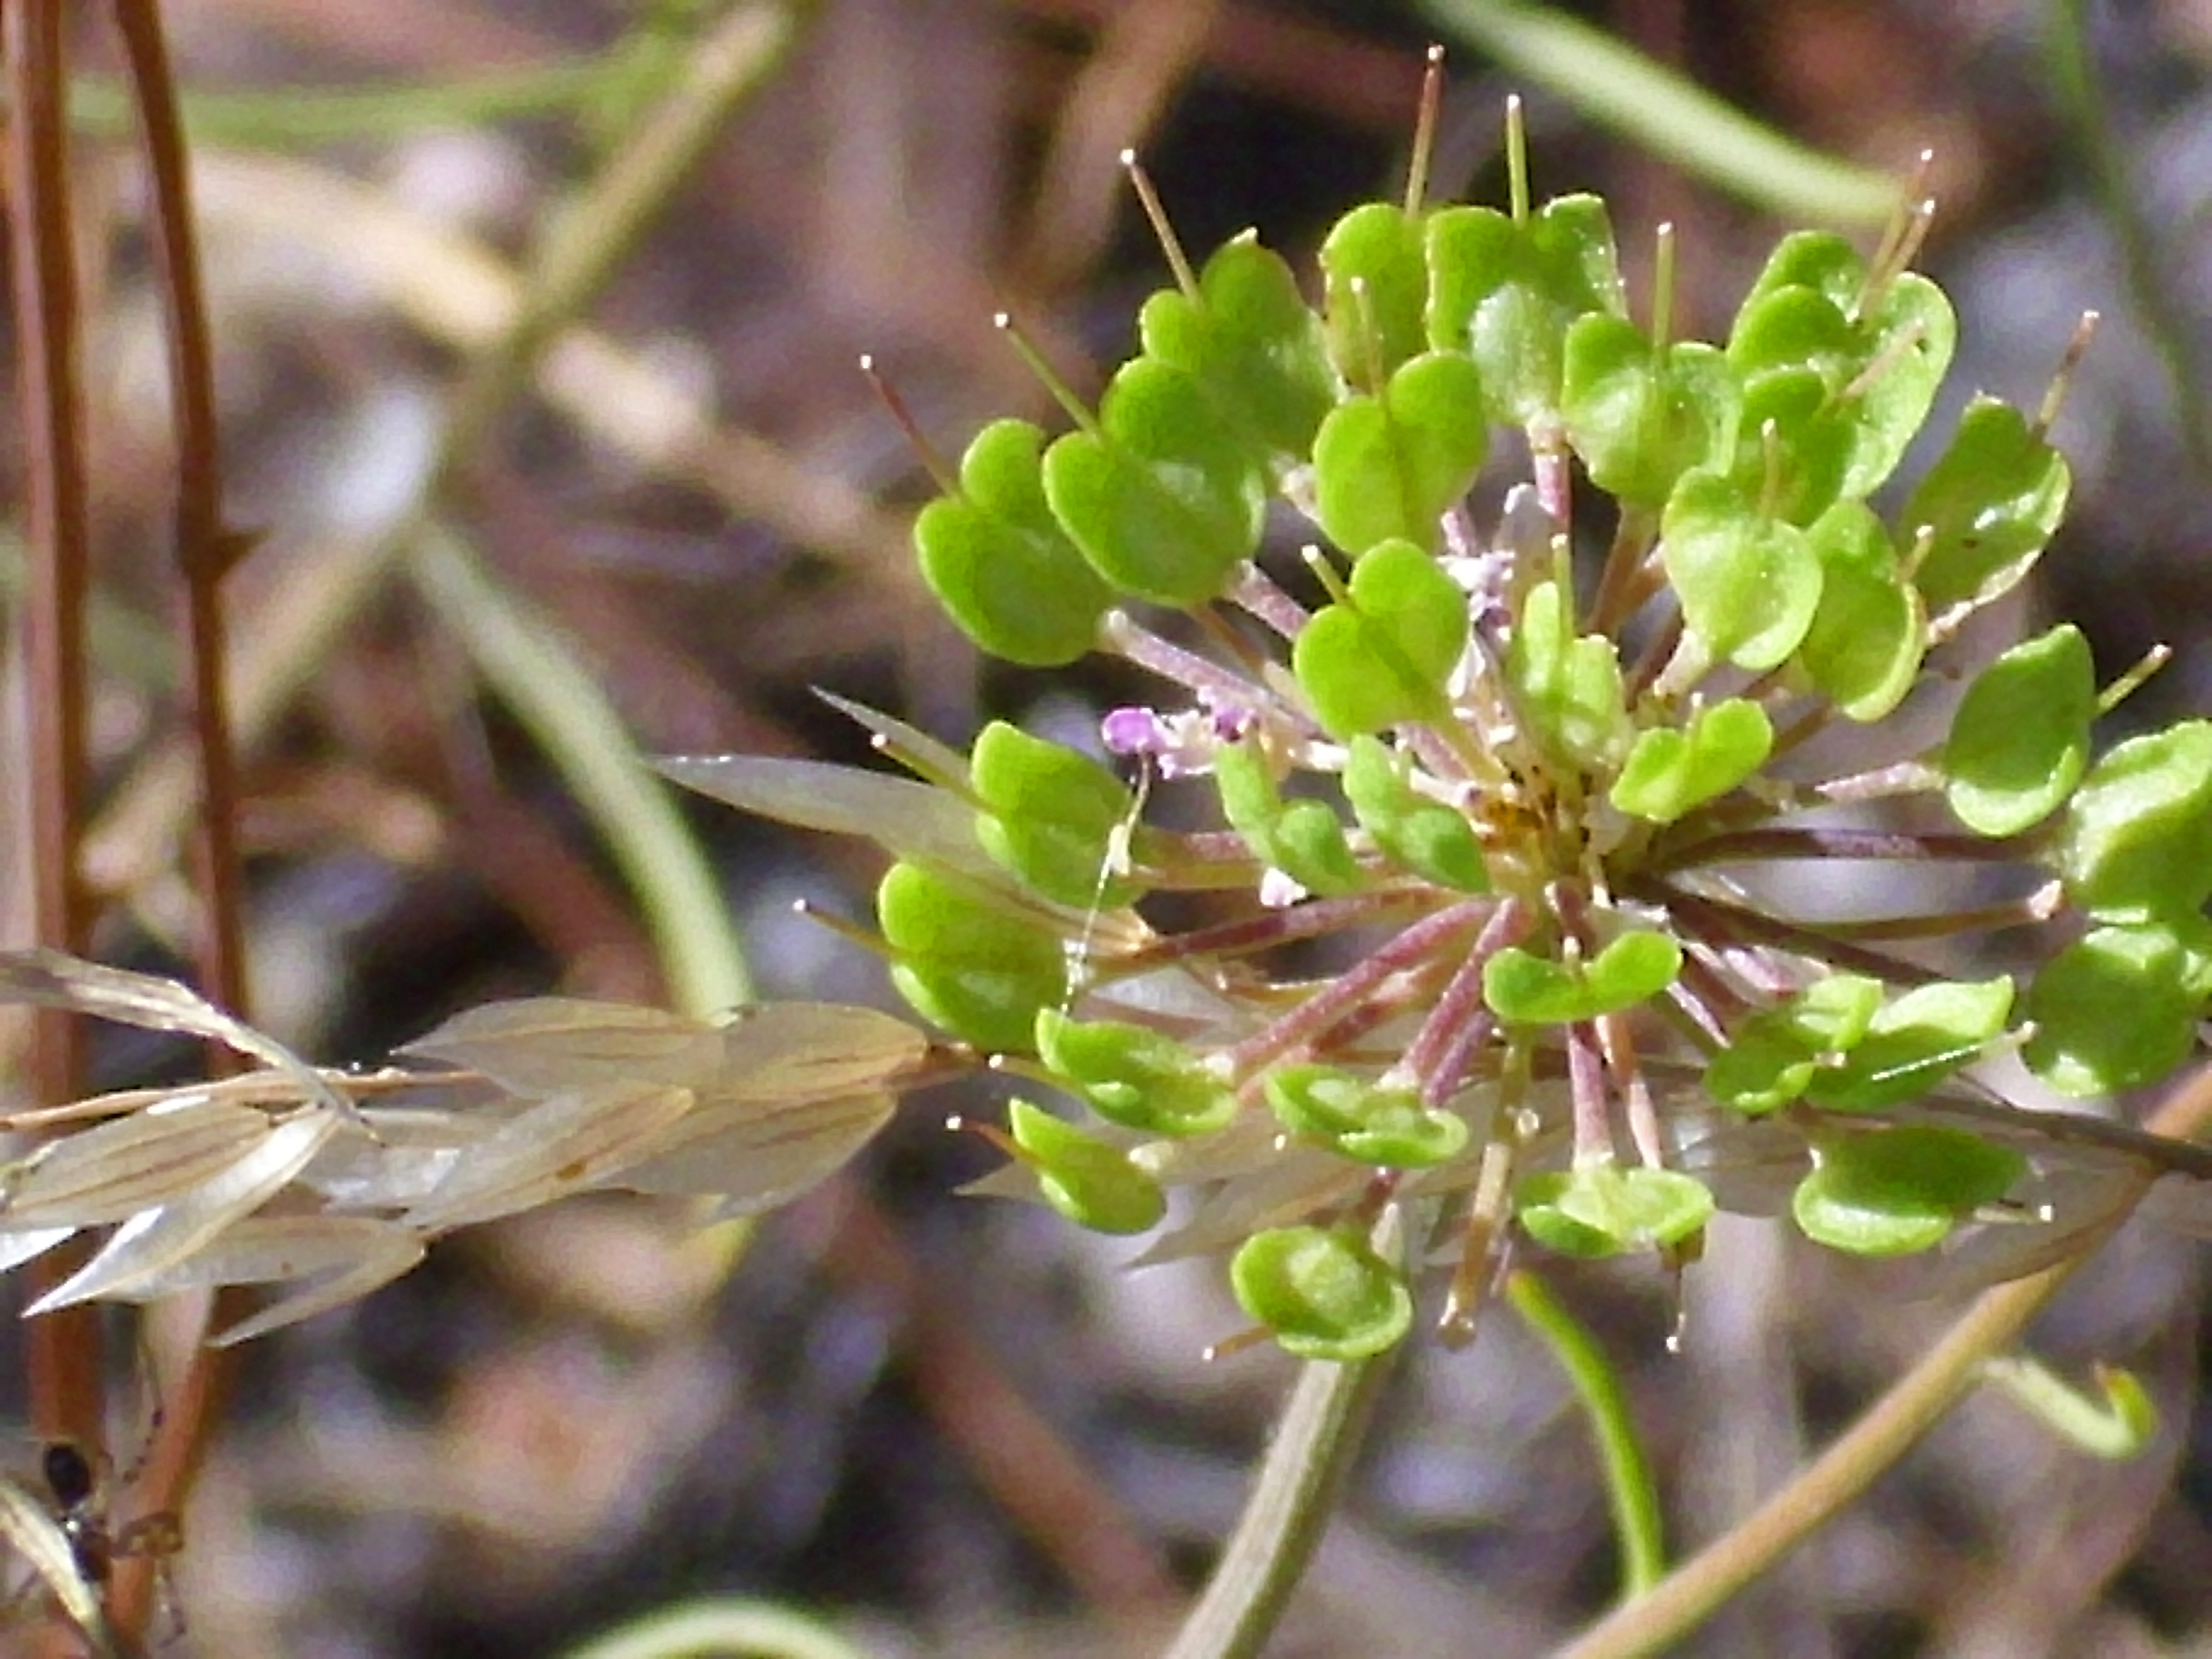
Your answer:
37,1438 -> 181,1597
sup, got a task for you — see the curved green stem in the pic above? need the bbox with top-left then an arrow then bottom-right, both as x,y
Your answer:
557,1599 -> 866,1659
1557,1064 -> 2212,1658
1506,1269 -> 1665,1597
1167,1205 -> 1414,1659
410,523 -> 751,1017
1415,0 -> 1899,226
1162,1347 -> 1396,1659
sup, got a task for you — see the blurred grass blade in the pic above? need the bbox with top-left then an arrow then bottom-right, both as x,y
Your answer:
1417,0 -> 1899,224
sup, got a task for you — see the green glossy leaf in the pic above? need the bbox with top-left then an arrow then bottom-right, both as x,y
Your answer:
1034,1008 -> 1237,1136
1795,500 -> 1923,721
1660,467 -> 1823,670
1264,1064 -> 1470,1167
1792,1125 -> 2027,1256
1006,1099 -> 1165,1234
914,418 -> 1111,666
1230,1224 -> 1413,1360
1292,538 -> 1467,737
1339,736 -> 1489,891
1803,977 -> 2014,1111
1042,357 -> 1266,606
1319,201 -> 1429,388
970,722 -> 1142,908
1517,1164 -> 1714,1259
1503,580 -> 1631,770
2054,720 -> 2212,922
1427,195 -> 1625,424
1483,931 -> 1683,1025
1138,232 -> 1339,463
1943,624 -> 2096,836
1905,397 -> 2070,612
1609,697 -> 1772,824
1312,350 -> 1489,555
1560,317 -> 1737,508
2025,923 -> 2204,1097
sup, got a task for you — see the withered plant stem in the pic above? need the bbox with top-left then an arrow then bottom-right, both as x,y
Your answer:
107,0 -> 256,1641
5,0 -> 112,1540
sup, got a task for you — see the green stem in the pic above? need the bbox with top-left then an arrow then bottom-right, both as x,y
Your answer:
1162,1349 -> 1395,1659
42,64 -> 611,146
1166,1205 -> 1413,1659
1557,1064 -> 2212,1658
1506,1269 -> 1665,1597
557,1599 -> 866,1659
409,523 -> 751,1016
1415,0 -> 1899,226
2044,0 -> 2212,472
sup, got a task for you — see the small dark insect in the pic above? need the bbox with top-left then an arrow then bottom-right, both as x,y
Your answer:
38,1439 -> 181,1596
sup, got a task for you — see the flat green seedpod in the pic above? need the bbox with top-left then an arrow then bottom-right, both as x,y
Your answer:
1943,624 -> 2096,836
1230,1224 -> 1413,1361
1504,580 -> 1632,771
1482,930 -> 1683,1025
2053,720 -> 2212,922
1007,1099 -> 1166,1235
1560,316 -> 1737,508
877,863 -> 1067,1051
1660,467 -> 1823,671
1319,200 -> 1430,388
1517,1164 -> 1714,1258
1801,977 -> 2014,1112
1034,1008 -> 1237,1136
1795,500 -> 1923,721
1729,364 -> 1855,526
1312,351 -> 1489,555
1706,974 -> 1885,1114
1792,1125 -> 2026,1256
914,418 -> 1111,666
1042,356 -> 1267,606
2025,923 -> 2205,1096
1292,538 -> 1467,737
1609,697 -> 1772,824
1212,739 -> 1365,897
1905,396 -> 2070,612
970,722 -> 1143,908
1340,736 -> 1489,891
1725,232 -> 1954,501
1840,270 -> 1954,497
1138,233 -> 1339,465
1426,195 -> 1625,426
1263,1064 -> 1470,1168
1733,229 -> 1868,317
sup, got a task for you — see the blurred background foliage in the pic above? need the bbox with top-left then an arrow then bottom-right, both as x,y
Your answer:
8,1 -> 2212,1654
